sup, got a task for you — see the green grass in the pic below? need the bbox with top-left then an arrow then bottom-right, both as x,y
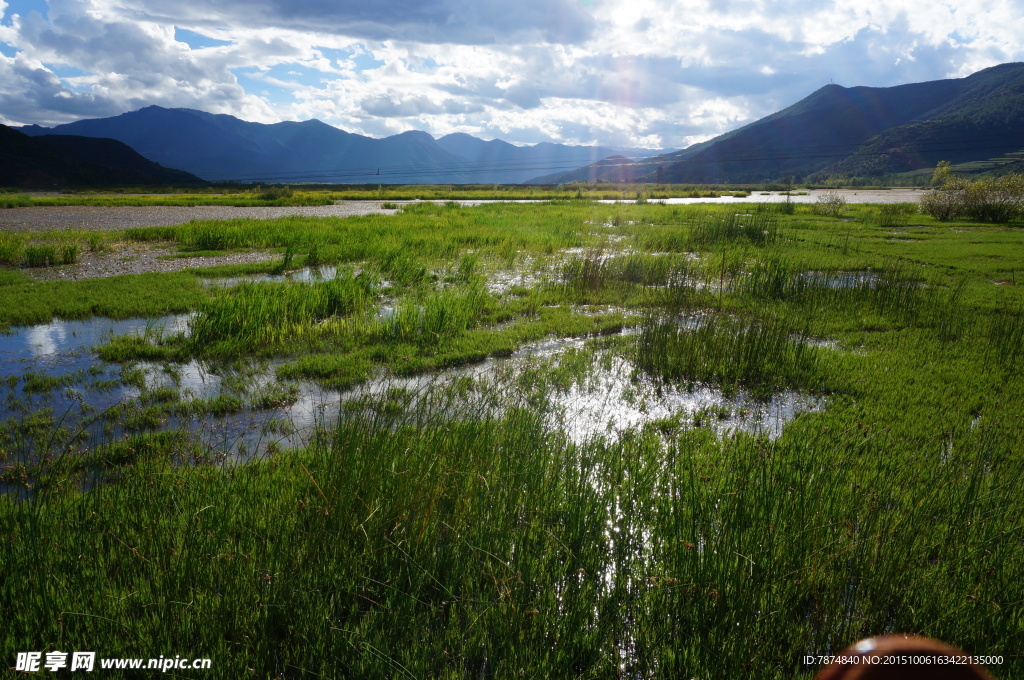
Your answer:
1,199 -> 1023,678
188,272 -> 377,356
0,233 -> 25,264
0,272 -> 207,330
0,269 -> 30,286
634,313 -> 825,397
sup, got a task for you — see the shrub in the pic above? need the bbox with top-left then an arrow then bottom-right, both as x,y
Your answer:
963,174 -> 1024,223
920,184 -> 964,221
257,185 -> 294,201
812,190 -> 847,217
921,163 -> 1024,223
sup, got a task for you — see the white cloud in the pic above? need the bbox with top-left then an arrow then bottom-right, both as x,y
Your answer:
1,0 -> 1023,147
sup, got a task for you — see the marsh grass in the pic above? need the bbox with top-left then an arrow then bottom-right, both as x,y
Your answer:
871,202 -> 918,228
60,242 -> 79,265
688,206 -> 780,246
3,362 -> 1020,677
0,193 -> 32,208
22,244 -> 55,267
0,272 -> 207,330
0,233 -> 24,265
378,283 -> 488,345
189,272 -> 377,355
988,301 -> 1024,366
634,313 -> 824,397
628,204 -> 780,253
2,200 -> 1024,678
736,256 -> 972,340
0,269 -> 29,286
558,252 -> 692,292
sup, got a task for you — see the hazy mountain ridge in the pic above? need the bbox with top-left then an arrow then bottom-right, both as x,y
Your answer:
536,62 -> 1024,184
16,106 -> 668,184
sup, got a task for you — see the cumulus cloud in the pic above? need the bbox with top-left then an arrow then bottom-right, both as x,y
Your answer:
1,0 -> 1022,147
361,90 -> 446,117
109,0 -> 596,45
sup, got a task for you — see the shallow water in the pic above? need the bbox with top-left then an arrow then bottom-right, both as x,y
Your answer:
0,315 -> 194,430
599,189 -> 924,205
798,270 -> 881,288
1,310 -> 823,476
199,265 -> 345,288
0,314 -> 190,362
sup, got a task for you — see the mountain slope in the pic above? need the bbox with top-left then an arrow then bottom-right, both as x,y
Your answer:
535,62 -> 1024,184
0,125 -> 204,187
821,62 -> 1024,177
18,106 -> 668,184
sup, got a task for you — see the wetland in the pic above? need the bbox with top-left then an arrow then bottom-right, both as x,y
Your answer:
1,195 -> 1022,678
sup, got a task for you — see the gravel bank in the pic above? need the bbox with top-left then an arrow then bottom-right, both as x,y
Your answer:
23,244 -> 279,281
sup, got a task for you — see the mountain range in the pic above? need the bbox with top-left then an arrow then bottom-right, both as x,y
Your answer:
537,62 -> 1024,184
8,62 -> 1024,187
15,107 -> 668,185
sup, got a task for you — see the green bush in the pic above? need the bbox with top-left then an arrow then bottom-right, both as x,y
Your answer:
963,174 -> 1024,222
920,186 -> 963,221
921,163 -> 1024,223
812,190 -> 847,217
257,185 -> 294,201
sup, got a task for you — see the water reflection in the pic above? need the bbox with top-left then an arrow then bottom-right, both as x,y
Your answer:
1,311 -> 824,470
0,315 -> 191,362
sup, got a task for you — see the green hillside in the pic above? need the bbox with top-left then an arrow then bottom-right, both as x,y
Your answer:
821,63 -> 1024,179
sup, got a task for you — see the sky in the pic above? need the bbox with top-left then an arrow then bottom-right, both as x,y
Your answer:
1,0 -> 1022,150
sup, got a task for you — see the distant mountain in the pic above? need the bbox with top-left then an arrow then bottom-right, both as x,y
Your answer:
435,133 -> 668,184
0,124 -> 204,187
536,62 -> 1024,184
18,106 -> 668,184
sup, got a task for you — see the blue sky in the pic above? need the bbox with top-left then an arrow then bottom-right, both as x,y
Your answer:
1,0 -> 1022,149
